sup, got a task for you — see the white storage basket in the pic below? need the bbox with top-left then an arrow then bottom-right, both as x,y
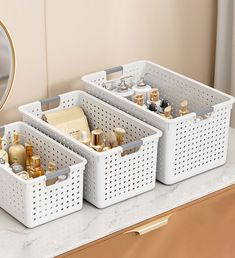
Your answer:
0,122 -> 86,228
19,91 -> 162,208
82,60 -> 235,184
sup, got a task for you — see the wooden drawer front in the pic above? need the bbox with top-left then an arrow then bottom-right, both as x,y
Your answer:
60,187 -> 235,258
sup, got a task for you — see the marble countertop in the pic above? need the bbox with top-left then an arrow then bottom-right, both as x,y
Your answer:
0,128 -> 235,258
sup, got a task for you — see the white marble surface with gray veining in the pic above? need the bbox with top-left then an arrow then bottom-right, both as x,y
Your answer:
0,128 -> 235,258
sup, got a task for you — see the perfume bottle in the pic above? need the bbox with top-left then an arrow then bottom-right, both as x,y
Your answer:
8,132 -> 26,169
113,78 -> 134,100
114,128 -> 126,146
132,77 -> 151,101
30,155 -> 44,178
90,129 -> 104,152
163,106 -> 173,119
46,162 -> 57,186
25,143 -> 33,172
179,100 -> 189,116
0,137 -> 8,164
159,99 -> 169,114
133,94 -> 147,108
147,88 -> 161,110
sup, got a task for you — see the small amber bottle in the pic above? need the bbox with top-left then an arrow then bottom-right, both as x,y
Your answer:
30,155 -> 44,178
25,143 -> 33,172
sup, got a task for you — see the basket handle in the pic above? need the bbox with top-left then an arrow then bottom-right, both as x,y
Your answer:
40,96 -> 61,107
0,126 -> 5,137
121,139 -> 143,154
46,167 -> 70,180
105,66 -> 123,75
195,107 -> 214,117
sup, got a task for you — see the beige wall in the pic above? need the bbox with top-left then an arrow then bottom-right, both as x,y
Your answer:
46,0 -> 217,96
0,0 -> 217,124
0,0 -> 47,126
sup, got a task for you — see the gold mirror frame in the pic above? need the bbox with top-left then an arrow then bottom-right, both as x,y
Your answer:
0,20 -> 15,111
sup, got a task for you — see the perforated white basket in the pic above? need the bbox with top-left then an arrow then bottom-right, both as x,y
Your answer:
0,122 -> 86,228
82,60 -> 235,184
19,91 -> 162,208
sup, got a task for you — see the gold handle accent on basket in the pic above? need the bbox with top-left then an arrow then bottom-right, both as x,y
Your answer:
125,214 -> 173,236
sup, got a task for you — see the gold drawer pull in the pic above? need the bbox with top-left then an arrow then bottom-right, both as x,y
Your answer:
125,214 -> 173,236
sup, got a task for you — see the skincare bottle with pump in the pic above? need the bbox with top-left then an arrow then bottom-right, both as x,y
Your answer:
133,94 -> 147,108
179,100 -> 189,116
0,137 -> 8,164
147,88 -> 161,111
113,78 -> 134,100
132,77 -> 151,101
9,132 -> 26,169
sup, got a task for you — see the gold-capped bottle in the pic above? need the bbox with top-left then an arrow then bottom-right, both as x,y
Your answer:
114,128 -> 126,146
0,137 -> 8,164
25,143 -> 33,172
147,88 -> 161,111
133,94 -> 146,108
90,129 -> 104,152
9,132 -> 26,169
163,106 -> 173,119
179,100 -> 189,116
30,155 -> 44,178
46,162 -> 57,186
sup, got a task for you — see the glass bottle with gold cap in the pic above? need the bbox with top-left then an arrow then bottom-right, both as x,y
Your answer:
90,129 -> 104,152
8,132 -> 26,169
30,155 -> 44,178
147,88 -> 161,111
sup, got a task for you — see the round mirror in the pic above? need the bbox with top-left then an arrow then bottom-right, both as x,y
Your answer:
0,20 -> 15,111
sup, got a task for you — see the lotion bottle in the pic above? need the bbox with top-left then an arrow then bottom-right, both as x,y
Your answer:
132,77 -> 151,101
113,78 -> 134,100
